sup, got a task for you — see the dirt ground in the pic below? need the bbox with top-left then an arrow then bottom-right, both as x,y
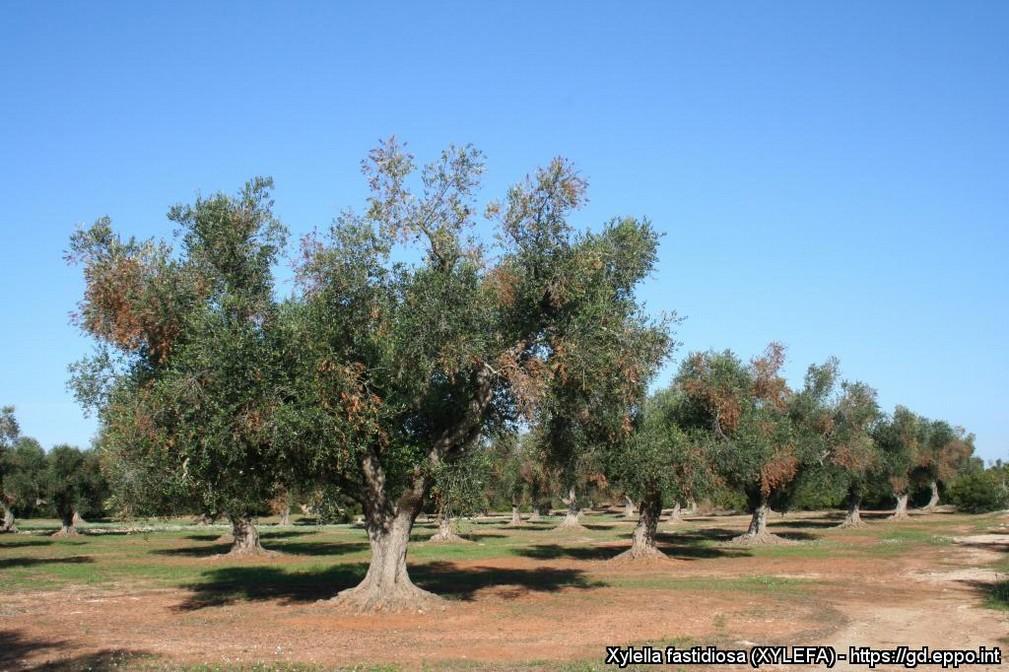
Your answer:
1,508 -> 1007,671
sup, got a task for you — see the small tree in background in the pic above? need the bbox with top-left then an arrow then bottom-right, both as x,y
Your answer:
427,446 -> 492,543
677,345 -> 837,544
605,388 -> 712,561
0,406 -> 21,532
827,381 -> 881,528
914,419 -> 975,510
487,434 -> 529,525
44,445 -> 90,536
2,437 -> 49,528
874,406 -> 923,520
948,464 -> 1009,513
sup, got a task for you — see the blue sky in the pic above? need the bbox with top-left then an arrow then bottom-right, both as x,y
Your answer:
2,2 -> 1006,461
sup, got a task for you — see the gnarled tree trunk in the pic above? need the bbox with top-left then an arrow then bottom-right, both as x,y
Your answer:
509,500 -> 524,526
686,499 -> 697,515
429,513 -> 468,543
52,508 -> 78,537
613,492 -> 665,562
837,489 -> 865,528
888,492 -> 909,520
556,484 -> 585,530
623,495 -> 635,518
279,504 -> 291,526
730,494 -> 788,545
1,501 -> 16,533
666,501 -> 683,527
922,480 -> 940,510
225,515 -> 272,556
331,490 -> 438,612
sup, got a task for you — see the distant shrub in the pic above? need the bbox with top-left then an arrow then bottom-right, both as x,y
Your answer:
948,468 -> 1009,513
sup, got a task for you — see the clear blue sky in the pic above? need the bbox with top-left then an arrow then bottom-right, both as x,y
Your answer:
2,2 -> 1006,461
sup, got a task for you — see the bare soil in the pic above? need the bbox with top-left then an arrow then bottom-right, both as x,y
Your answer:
2,510 -> 1007,671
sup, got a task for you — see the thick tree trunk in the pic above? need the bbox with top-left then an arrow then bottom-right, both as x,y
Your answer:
509,503 -> 524,526
686,499 -> 697,515
623,495 -> 636,518
922,481 -> 940,510
837,489 -> 865,528
666,501 -> 683,527
225,515 -> 272,556
331,506 -> 439,612
428,514 -> 468,543
72,511 -> 86,527
730,495 -> 789,545
279,505 -> 291,526
52,509 -> 78,537
613,492 -> 665,562
556,484 -> 585,530
888,492 -> 910,520
1,501 -> 16,533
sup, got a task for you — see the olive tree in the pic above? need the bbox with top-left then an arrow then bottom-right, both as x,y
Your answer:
676,345 -> 836,544
0,406 -> 21,532
288,139 -> 666,610
605,388 -> 712,561
69,178 -> 294,554
827,381 -> 881,528
914,419 -> 975,510
2,437 -> 49,529
45,445 -> 89,536
874,406 -> 924,520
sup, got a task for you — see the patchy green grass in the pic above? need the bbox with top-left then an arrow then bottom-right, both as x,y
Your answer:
2,509 -> 1003,670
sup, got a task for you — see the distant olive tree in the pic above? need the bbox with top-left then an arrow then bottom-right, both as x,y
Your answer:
0,405 -> 21,532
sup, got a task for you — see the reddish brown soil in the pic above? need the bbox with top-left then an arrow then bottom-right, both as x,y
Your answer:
3,511 -> 1007,671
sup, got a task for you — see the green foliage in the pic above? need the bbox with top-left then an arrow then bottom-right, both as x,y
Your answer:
606,388 -> 713,507
44,444 -> 89,521
70,178 -> 294,521
948,467 -> 1009,513
429,446 -> 493,517
3,436 -> 47,516
675,345 -> 838,511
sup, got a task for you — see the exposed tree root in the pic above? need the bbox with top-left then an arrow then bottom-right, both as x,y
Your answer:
726,530 -> 795,546
836,515 -> 867,529
325,580 -> 444,613
213,546 -> 280,559
608,544 -> 670,565
51,527 -> 80,538
427,529 -> 471,543
555,514 -> 587,532
888,510 -> 910,521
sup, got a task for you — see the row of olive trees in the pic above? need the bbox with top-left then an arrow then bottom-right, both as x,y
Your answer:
68,139 -> 670,611
0,406 -> 109,535
64,138 -> 980,609
478,343 -> 975,560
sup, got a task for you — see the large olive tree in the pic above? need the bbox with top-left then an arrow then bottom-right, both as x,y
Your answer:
287,139 -> 667,610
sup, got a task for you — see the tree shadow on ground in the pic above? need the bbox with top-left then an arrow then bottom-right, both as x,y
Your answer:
962,577 -> 1009,611
0,629 -> 149,671
516,539 -> 749,561
0,555 -> 93,570
768,519 -> 839,530
0,538 -> 53,548
259,529 -> 320,540
176,560 -> 601,611
156,540 -> 368,558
